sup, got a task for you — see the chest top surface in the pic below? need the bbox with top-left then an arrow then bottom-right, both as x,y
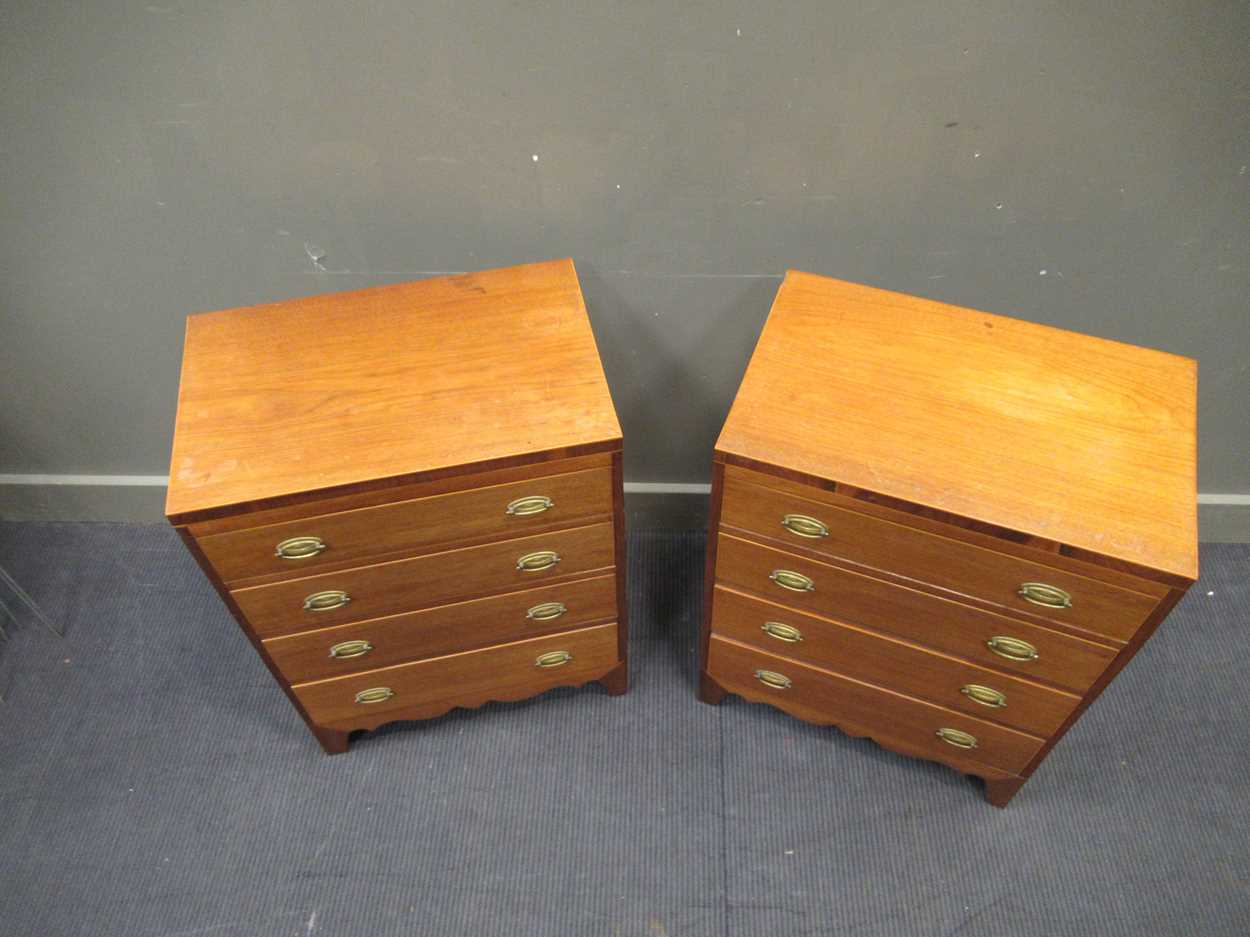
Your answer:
717,271 -> 1197,580
167,259 -> 621,522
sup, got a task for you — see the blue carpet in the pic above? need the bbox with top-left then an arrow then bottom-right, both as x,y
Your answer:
0,523 -> 1246,936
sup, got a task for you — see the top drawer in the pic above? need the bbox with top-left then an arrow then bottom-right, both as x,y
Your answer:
720,468 -> 1160,644
195,467 -> 612,584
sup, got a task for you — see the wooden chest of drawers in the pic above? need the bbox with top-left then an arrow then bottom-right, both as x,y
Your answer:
166,259 -> 627,753
699,272 -> 1197,805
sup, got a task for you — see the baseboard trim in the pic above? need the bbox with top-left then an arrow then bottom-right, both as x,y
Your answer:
623,482 -> 713,496
0,475 -> 718,495
0,474 -> 169,487
1,476 -> 1247,539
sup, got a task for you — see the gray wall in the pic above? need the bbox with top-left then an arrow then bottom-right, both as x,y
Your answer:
3,3 -> 1248,504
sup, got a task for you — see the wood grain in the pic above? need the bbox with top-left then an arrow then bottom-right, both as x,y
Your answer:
715,271 -> 1198,580
184,453 -> 611,534
711,586 -> 1079,738
198,466 -> 612,585
167,261 -> 628,753
721,468 -> 1160,643
233,522 -> 614,638
166,259 -> 621,521
714,532 -> 1118,693
707,635 -> 1043,775
702,273 -> 1195,802
294,623 -> 619,727
722,462 -> 1176,592
263,574 -> 617,684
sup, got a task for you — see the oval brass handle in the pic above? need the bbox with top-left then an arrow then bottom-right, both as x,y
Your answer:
506,495 -> 554,517
275,535 -> 327,560
961,684 -> 1007,708
526,601 -> 568,622
535,650 -> 573,668
781,514 -> 829,539
1018,582 -> 1072,609
354,687 -> 394,705
936,727 -> 978,749
761,621 -> 804,643
303,590 -> 351,612
516,550 -> 561,572
770,569 -> 814,592
329,639 -> 373,660
986,635 -> 1039,662
754,669 -> 792,689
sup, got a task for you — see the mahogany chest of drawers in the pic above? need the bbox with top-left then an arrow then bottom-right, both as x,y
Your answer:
699,272 -> 1197,805
166,259 -> 627,753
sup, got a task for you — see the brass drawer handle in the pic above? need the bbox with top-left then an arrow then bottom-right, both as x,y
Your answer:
354,687 -> 394,705
275,535 -> 327,560
516,550 -> 561,572
754,669 -> 792,690
961,684 -> 1007,708
329,639 -> 373,660
506,495 -> 554,517
1018,582 -> 1072,609
936,727 -> 978,749
535,650 -> 573,668
761,621 -> 804,643
526,601 -> 568,622
303,590 -> 351,612
986,635 -> 1039,662
770,569 -> 814,592
781,513 -> 829,539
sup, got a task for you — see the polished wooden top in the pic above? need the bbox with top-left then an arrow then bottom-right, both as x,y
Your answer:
167,259 -> 621,522
717,271 -> 1197,579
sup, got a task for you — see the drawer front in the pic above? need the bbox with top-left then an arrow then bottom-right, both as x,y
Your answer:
721,470 -> 1159,643
708,636 -> 1043,775
234,522 -> 615,638
711,586 -> 1077,737
265,574 -> 617,683
294,623 -> 620,727
198,467 -> 612,584
715,533 -> 1117,693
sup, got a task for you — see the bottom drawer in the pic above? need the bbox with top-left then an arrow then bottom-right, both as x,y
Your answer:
707,635 -> 1044,776
710,586 -> 1079,738
294,623 -> 620,728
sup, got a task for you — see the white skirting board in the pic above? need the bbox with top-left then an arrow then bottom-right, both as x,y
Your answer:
0,476 -> 1247,541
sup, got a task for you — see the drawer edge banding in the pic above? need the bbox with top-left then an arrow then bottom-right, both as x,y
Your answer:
707,635 -> 1046,775
713,532 -> 1118,694
720,468 -> 1164,643
708,584 -> 1082,738
262,574 -> 619,684
196,463 -> 614,584
233,522 -> 615,639
294,623 -> 622,731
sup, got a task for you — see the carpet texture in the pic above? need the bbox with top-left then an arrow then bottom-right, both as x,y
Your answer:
0,523 -> 1246,936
